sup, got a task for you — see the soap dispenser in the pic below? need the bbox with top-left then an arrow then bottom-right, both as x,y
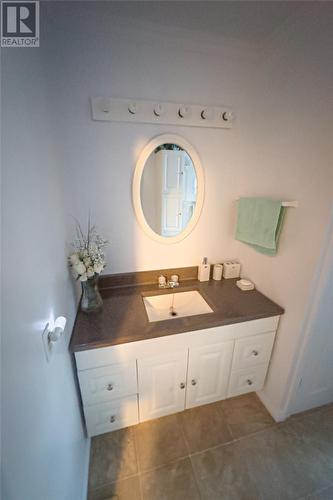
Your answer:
198,257 -> 210,282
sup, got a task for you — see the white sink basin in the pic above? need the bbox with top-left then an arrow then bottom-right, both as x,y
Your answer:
143,290 -> 213,322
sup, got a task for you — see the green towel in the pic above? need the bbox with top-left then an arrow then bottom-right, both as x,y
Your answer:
235,198 -> 286,255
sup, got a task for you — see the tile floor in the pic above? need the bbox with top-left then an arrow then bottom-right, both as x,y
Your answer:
87,393 -> 333,500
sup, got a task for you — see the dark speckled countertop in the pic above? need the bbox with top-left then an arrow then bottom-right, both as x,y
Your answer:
69,277 -> 284,352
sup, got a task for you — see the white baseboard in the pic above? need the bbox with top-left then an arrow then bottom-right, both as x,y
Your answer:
81,438 -> 91,500
256,390 -> 288,422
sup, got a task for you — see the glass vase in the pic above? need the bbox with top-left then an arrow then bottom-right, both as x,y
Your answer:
81,274 -> 103,313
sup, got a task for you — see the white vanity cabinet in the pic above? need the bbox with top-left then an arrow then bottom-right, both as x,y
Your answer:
74,316 -> 279,437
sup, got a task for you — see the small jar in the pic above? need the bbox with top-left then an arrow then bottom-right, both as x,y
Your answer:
213,264 -> 223,281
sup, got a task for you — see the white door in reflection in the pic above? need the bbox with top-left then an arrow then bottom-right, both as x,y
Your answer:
141,146 -> 197,237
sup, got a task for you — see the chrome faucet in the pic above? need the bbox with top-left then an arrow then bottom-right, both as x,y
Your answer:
158,274 -> 179,288
167,278 -> 179,288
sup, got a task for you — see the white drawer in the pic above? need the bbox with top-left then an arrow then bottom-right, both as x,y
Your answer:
231,331 -> 275,371
84,395 -> 139,437
78,362 -> 137,406
227,364 -> 268,397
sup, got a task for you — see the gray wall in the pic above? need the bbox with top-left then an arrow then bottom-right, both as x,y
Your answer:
1,38 -> 89,500
43,2 -> 333,418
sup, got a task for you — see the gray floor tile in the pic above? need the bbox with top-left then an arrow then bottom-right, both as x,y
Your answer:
282,409 -> 333,468
180,401 -> 233,453
221,392 -> 274,439
87,396 -> 333,500
134,413 -> 188,472
222,392 -> 263,409
305,485 -> 333,499
289,407 -> 325,421
243,423 -> 333,500
88,428 -> 138,491
88,475 -> 141,500
141,457 -> 200,500
192,419 -> 333,500
191,439 -> 262,499
321,405 -> 333,421
291,403 -> 333,422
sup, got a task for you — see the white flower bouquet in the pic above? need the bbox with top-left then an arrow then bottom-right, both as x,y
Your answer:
69,219 -> 108,282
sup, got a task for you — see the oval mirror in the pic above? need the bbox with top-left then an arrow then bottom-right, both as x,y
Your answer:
133,134 -> 204,244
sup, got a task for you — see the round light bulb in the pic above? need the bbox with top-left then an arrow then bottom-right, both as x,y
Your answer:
178,105 -> 191,118
100,98 -> 110,114
154,103 -> 166,117
128,102 -> 139,115
222,111 -> 234,122
201,108 -> 214,120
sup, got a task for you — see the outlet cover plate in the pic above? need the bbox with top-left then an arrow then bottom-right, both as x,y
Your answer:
42,323 -> 52,362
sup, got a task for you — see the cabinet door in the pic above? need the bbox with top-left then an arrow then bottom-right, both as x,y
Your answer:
137,350 -> 188,422
186,341 -> 234,409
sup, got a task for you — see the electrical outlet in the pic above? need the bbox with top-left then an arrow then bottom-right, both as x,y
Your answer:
42,316 -> 67,362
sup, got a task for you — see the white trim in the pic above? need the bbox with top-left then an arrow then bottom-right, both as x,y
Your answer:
132,134 -> 205,245
281,203 -> 333,418
256,390 -> 287,422
91,97 -> 233,129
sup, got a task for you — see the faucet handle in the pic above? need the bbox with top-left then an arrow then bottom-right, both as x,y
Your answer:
170,274 -> 179,287
158,274 -> 167,288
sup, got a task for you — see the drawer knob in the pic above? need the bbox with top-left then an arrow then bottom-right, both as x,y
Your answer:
191,379 -> 197,386
180,382 -> 186,389
247,379 -> 253,386
252,350 -> 259,356
107,384 -> 114,391
110,415 -> 116,423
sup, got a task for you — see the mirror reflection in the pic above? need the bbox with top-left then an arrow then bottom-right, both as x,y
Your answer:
140,144 -> 197,237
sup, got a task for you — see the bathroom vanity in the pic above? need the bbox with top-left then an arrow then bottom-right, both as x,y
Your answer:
70,271 -> 284,437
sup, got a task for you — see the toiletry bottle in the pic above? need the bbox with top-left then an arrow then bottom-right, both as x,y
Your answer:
198,257 -> 210,282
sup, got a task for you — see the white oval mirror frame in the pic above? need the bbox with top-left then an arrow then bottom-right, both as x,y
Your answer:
133,134 -> 205,244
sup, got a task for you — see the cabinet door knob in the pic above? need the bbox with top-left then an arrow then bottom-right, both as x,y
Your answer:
252,350 -> 259,356
107,383 -> 114,391
191,379 -> 197,386
110,415 -> 116,423
180,382 -> 186,389
247,379 -> 253,386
